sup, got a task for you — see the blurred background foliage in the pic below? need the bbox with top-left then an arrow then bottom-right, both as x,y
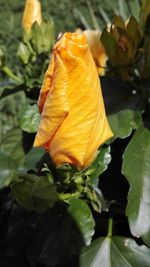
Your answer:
0,0 -> 141,69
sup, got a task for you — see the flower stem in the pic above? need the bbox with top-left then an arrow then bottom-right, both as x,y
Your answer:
2,66 -> 22,83
107,218 -> 113,238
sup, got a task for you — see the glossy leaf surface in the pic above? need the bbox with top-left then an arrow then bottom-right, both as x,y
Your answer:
122,125 -> 150,246
80,236 -> 150,267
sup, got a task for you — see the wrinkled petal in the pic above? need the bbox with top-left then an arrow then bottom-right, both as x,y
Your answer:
33,52 -> 69,147
22,0 -> 42,33
83,30 -> 107,76
38,55 -> 54,113
34,32 -> 113,169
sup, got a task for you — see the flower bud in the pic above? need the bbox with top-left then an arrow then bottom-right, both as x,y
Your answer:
22,0 -> 42,33
101,16 -> 141,68
34,32 -> 113,169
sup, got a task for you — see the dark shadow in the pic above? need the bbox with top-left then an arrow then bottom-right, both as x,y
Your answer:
101,76 -> 144,115
99,137 -> 130,205
0,192 -> 84,267
22,131 -> 36,153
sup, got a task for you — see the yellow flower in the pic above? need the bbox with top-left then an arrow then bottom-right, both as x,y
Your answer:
22,0 -> 42,33
83,30 -> 107,76
34,32 -> 113,169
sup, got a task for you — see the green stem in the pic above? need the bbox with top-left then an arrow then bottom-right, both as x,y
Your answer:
2,66 -> 22,83
107,218 -> 113,238
59,191 -> 80,201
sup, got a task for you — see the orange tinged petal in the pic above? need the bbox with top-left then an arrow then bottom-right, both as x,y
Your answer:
33,52 -> 69,147
38,55 -> 54,113
83,30 -> 107,76
34,32 -> 113,169
22,0 -> 42,33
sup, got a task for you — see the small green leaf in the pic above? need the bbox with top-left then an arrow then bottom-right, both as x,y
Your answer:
31,20 -> 54,54
126,16 -> 141,41
19,103 -> 40,133
17,42 -> 30,64
80,236 -> 150,267
114,15 -> 126,29
68,199 -> 95,246
23,147 -> 44,171
101,29 -> 117,63
85,146 -> 111,179
84,186 -> 102,213
11,174 -> 57,212
122,125 -> 150,246
108,109 -> 142,139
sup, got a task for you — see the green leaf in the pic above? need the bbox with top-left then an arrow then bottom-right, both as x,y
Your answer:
31,20 -> 54,54
122,125 -> 150,246
17,42 -> 30,64
68,199 -> 95,246
0,91 -> 26,134
126,16 -> 141,41
114,15 -> 126,29
84,146 -> 111,179
23,147 -> 44,171
0,127 -> 24,161
108,109 -> 142,139
84,186 -> 106,213
19,103 -> 40,133
0,151 -> 17,188
0,127 -> 24,188
80,236 -> 150,267
11,174 -> 57,212
101,30 -> 117,64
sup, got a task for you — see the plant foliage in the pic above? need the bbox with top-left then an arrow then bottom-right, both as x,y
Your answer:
0,0 -> 150,266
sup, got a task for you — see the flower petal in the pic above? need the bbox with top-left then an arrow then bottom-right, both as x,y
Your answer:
34,52 -> 69,147
22,0 -> 42,33
38,55 -> 54,113
83,30 -> 107,76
